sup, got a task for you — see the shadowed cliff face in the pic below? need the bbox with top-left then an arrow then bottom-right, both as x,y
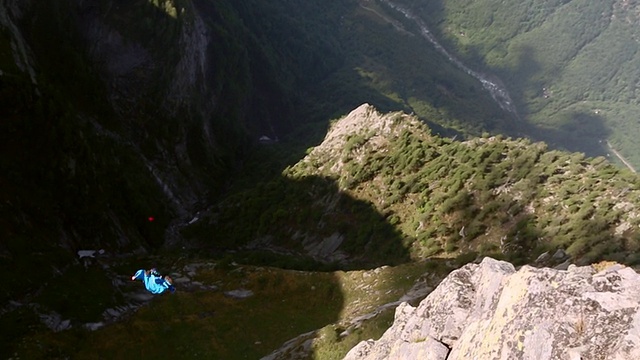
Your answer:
0,0 -> 262,312
1,0 -> 325,254
0,2 -> 370,356
0,0 -> 514,267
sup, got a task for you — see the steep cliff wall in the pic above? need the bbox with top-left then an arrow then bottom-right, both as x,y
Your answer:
0,0 -> 354,312
0,0 -> 260,304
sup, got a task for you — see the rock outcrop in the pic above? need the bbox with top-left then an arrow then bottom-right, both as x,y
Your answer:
344,257 -> 640,360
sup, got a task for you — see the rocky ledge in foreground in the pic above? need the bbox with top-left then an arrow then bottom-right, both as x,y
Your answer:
344,257 -> 640,360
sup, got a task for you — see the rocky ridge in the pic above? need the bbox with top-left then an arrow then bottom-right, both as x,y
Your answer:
299,103 -> 430,177
344,257 -> 640,360
285,103 -> 640,267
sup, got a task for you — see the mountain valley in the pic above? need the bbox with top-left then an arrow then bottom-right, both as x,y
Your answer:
3,0 -> 640,358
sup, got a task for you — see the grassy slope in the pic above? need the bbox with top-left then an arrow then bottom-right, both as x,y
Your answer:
9,258 -> 450,359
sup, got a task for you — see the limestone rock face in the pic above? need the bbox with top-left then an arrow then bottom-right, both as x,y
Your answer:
344,257 -> 640,360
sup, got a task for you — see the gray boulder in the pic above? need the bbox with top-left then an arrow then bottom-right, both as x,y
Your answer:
344,257 -> 640,360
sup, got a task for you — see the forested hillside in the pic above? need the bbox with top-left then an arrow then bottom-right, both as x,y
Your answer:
390,0 -> 640,167
188,105 -> 640,268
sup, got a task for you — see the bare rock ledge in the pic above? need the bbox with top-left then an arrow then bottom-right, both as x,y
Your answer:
344,257 -> 640,360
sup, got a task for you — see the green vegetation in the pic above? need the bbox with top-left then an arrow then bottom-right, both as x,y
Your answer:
8,262 -> 341,359
6,257 -> 446,359
205,0 -> 640,171
214,0 -> 515,141
188,108 -> 640,269
391,0 -> 640,167
184,174 -> 410,268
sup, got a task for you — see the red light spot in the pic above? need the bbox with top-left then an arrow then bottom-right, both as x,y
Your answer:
148,217 -> 155,222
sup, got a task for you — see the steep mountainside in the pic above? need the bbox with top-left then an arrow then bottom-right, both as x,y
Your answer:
191,104 -> 640,268
1,0 -> 239,304
0,0 -> 512,278
389,0 -> 640,168
1,1 -> 510,356
0,0 -> 354,302
4,0 -> 640,358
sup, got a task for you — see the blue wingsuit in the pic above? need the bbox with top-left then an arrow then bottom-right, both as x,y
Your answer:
131,269 -> 175,294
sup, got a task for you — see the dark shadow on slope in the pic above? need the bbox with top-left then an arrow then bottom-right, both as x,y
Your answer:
179,173 -> 421,359
492,44 -> 611,158
524,111 -> 611,159
184,174 -> 411,270
212,0 -> 527,185
1,172 -> 411,358
0,1 -> 220,357
0,0 -> 185,309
